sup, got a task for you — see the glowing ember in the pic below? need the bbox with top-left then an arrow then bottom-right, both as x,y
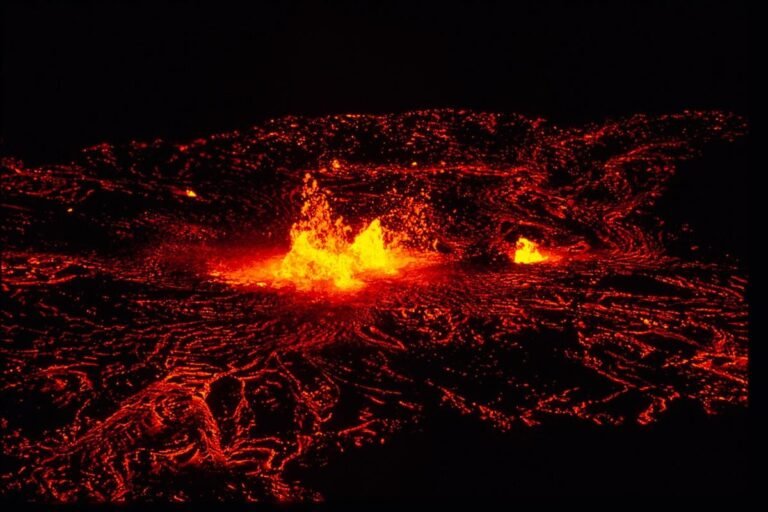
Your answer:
513,237 -> 549,264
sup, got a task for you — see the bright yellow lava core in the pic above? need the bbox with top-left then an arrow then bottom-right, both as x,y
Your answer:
217,175 -> 409,291
513,237 -> 548,264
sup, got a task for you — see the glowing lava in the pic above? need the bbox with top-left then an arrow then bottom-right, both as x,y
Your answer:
217,174 -> 410,291
0,109 -> 749,502
513,237 -> 549,264
275,175 -> 407,290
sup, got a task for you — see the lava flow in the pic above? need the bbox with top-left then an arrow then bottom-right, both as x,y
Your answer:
0,109 -> 749,502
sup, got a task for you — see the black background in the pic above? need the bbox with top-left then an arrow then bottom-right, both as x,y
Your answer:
1,0 -> 761,498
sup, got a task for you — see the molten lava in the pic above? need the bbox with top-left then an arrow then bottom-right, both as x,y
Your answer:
215,174 -> 410,291
513,237 -> 549,264
275,175 -> 406,290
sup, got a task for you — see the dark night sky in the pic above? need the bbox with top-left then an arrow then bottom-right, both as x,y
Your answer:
2,1 -> 757,158
1,0 -> 762,497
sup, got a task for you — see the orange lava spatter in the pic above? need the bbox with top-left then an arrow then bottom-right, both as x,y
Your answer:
274,174 -> 407,290
212,174 -> 412,291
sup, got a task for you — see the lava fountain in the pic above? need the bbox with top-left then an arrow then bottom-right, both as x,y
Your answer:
512,237 -> 551,264
213,174 -> 415,291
